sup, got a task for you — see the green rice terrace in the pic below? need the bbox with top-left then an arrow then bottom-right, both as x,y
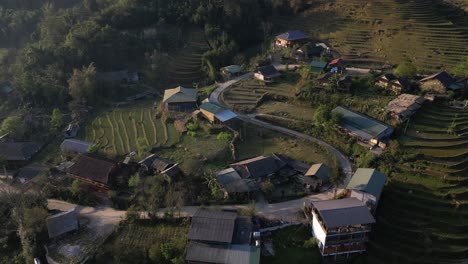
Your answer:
274,0 -> 468,72
83,102 -> 179,156
367,104 -> 468,263
220,77 -> 296,113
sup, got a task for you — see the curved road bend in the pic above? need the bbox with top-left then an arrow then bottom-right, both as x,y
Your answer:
209,72 -> 353,185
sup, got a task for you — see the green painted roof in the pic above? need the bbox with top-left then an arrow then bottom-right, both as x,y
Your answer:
163,86 -> 197,103
346,168 -> 386,200
200,102 -> 224,114
310,61 -> 328,72
332,106 -> 394,140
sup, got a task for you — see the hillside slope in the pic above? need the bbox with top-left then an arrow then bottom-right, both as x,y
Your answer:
274,0 -> 468,72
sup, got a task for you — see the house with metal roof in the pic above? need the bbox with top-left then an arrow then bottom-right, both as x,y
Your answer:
216,168 -> 258,198
332,106 -> 394,147
60,139 -> 92,154
254,65 -> 281,82
310,60 -> 328,73
186,209 -> 259,264
346,168 -> 386,213
304,163 -> 332,192
221,65 -> 242,79
46,208 -> 79,239
310,198 -> 375,262
199,102 -> 238,124
162,86 -> 198,112
275,30 -> 310,47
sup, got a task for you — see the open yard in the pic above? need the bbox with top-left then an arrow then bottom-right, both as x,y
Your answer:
91,219 -> 189,264
83,101 -> 180,156
365,104 -> 468,263
262,225 -> 321,264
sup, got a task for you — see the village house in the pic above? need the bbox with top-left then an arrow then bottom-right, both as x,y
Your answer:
66,154 -> 120,192
220,65 -> 242,79
375,73 -> 410,94
254,65 -> 281,82
310,198 -> 375,262
310,60 -> 328,73
60,139 -> 93,154
96,70 -> 139,85
138,154 -> 181,181
275,30 -> 310,48
0,142 -> 42,170
199,102 -> 238,124
419,71 -> 465,94
186,209 -> 260,264
304,163 -> 332,192
46,208 -> 79,239
217,154 -> 309,197
346,168 -> 386,213
216,168 -> 259,199
332,106 -> 394,148
385,93 -> 425,122
296,44 -> 326,60
162,86 -> 198,112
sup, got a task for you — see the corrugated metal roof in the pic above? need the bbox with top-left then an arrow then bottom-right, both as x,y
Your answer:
346,168 -> 386,201
256,65 -> 280,78
0,142 -> 42,161
275,30 -> 309,41
46,208 -> 79,238
221,65 -> 241,74
332,106 -> 394,140
186,242 -> 260,264
215,110 -> 238,122
188,209 -> 237,243
60,139 -> 92,154
312,198 -> 375,229
200,102 -> 224,114
163,86 -> 197,103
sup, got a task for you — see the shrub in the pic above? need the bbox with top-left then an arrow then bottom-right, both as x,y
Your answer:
303,237 -> 318,248
216,132 -> 232,141
186,122 -> 199,131
187,131 -> 197,137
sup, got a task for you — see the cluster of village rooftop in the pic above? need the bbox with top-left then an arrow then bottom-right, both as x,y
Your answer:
2,29 -> 466,263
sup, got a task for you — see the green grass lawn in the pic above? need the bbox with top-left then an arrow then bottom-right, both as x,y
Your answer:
236,124 -> 334,166
255,101 -> 316,122
262,225 -> 321,264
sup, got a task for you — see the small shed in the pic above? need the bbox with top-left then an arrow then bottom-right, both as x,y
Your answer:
304,163 -> 332,191
419,71 -> 459,94
60,139 -> 93,154
162,86 -> 198,112
63,124 -> 80,138
310,61 -> 328,73
254,65 -> 281,82
221,65 -> 241,78
375,74 -> 410,94
46,208 -> 79,239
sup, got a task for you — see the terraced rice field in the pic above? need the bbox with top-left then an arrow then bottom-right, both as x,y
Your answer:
221,78 -> 295,112
166,28 -> 209,87
367,104 -> 468,263
273,0 -> 468,72
84,104 -> 180,156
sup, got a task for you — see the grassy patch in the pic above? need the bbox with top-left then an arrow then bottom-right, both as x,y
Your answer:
92,219 -> 189,264
255,101 -> 316,122
262,225 -> 321,264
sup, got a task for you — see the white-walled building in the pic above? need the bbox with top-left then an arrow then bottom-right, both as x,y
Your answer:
310,198 -> 375,262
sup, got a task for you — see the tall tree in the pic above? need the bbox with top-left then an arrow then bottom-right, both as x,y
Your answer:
1,115 -> 25,139
394,60 -> 417,78
50,108 -> 63,131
